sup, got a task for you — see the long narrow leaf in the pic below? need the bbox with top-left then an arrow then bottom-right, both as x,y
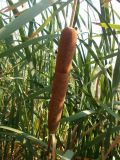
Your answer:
0,0 -> 58,40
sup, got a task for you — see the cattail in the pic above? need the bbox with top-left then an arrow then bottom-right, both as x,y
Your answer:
48,27 -> 77,134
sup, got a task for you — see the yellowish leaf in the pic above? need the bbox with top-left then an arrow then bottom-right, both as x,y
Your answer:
94,22 -> 120,31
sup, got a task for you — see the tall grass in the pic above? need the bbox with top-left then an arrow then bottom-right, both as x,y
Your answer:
0,0 -> 120,159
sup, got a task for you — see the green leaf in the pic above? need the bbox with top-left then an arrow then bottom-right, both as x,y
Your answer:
30,0 -> 72,38
104,106 -> 120,121
94,22 -> 120,31
0,0 -> 28,13
0,125 -> 64,157
61,110 -> 95,123
60,150 -> 74,160
0,34 -> 59,58
112,45 -> 120,95
0,0 -> 58,40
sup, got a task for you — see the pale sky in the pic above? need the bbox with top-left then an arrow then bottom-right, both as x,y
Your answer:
0,0 -> 119,67
0,0 -> 120,22
0,0 -> 120,36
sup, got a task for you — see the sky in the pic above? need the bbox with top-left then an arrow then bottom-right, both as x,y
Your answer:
0,0 -> 120,25
0,0 -> 119,67
0,0 -> 120,22
0,0 -> 120,38
0,0 -> 120,15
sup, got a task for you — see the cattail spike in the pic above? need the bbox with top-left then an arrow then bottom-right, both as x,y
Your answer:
48,27 -> 77,133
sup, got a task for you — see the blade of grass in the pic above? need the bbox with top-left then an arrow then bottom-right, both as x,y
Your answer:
0,0 -> 58,40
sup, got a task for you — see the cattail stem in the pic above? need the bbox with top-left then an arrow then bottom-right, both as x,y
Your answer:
70,0 -> 78,27
47,134 -> 56,160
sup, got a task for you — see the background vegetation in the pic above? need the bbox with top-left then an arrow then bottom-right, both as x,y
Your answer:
0,0 -> 120,159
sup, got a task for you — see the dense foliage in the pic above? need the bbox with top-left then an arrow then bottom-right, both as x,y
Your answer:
0,0 -> 120,159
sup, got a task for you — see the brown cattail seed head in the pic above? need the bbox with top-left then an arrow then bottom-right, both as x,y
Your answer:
48,27 -> 77,133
